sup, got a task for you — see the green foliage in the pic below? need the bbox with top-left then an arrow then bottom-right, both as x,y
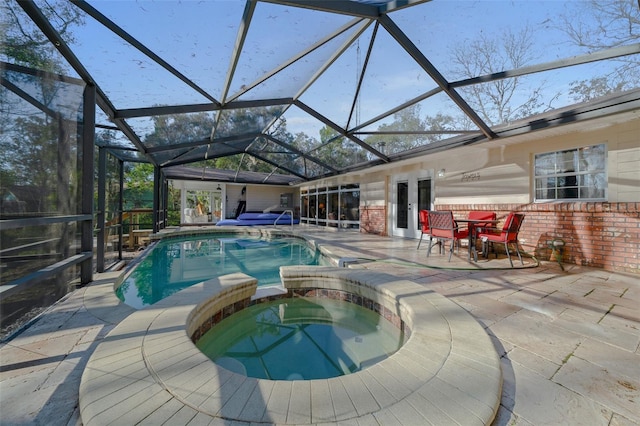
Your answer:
363,106 -> 459,155
143,106 -> 287,174
1,114 -> 79,214
289,132 -> 325,176
124,163 -> 154,209
212,154 -> 273,173
165,184 -> 182,228
319,126 -> 339,143
94,132 -> 124,212
1,1 -> 84,72
293,126 -> 368,171
1,0 -> 85,217
216,106 -> 284,136
145,112 -> 215,146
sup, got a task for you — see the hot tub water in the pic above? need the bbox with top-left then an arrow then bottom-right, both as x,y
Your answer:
196,297 -> 405,380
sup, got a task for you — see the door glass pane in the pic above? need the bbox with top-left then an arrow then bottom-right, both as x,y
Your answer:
301,195 -> 309,218
396,181 -> 408,229
416,179 -> 431,230
186,190 -> 210,217
342,189 -> 359,226
309,194 -> 317,224
328,192 -> 339,227
318,193 -> 327,222
212,194 -> 222,222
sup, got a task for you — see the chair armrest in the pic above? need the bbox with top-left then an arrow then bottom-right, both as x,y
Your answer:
477,229 -> 501,238
475,225 -> 496,233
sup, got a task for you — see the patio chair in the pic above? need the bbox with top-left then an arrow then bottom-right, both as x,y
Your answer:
460,211 -> 496,262
478,212 -> 525,267
427,211 -> 468,261
467,211 -> 497,231
466,210 -> 497,252
417,209 -> 430,249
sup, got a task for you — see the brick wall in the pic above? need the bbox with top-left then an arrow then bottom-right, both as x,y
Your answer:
437,202 -> 639,274
359,205 -> 387,235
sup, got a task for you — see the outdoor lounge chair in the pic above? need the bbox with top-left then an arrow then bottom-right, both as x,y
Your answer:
427,211 -> 468,261
478,212 -> 525,267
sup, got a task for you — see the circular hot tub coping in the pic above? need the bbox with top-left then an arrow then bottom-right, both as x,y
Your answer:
80,266 -> 502,425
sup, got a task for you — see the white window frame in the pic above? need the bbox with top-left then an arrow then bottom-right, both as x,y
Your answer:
534,143 -> 607,202
299,184 -> 359,228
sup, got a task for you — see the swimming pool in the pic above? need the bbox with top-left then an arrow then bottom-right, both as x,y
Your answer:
196,297 -> 405,380
116,233 -> 323,308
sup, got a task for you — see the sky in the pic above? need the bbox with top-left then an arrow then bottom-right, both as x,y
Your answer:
20,0 -> 640,140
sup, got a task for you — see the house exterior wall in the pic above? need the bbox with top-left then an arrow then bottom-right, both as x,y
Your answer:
170,181 -> 299,220
225,185 -> 244,218
437,118 -> 639,273
308,117 -> 640,273
244,185 -> 298,213
225,184 -> 299,218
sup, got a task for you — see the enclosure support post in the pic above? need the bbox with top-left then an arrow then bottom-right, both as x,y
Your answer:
96,147 -> 106,272
153,166 -> 161,233
80,84 -> 95,285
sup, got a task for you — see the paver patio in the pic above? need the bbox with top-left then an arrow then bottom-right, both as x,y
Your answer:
1,228 -> 638,425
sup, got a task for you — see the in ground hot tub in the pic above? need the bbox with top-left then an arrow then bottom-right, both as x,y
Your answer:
196,294 -> 407,380
80,266 -> 501,425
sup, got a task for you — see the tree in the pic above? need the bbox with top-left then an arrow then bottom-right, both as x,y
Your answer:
145,112 -> 215,148
213,153 -> 273,174
124,163 -> 154,209
363,105 -> 459,157
4,116 -> 58,211
449,26 -> 552,126
423,112 -> 458,139
216,106 -> 285,138
567,77 -> 628,102
1,0 -> 85,215
145,106 -> 295,174
305,125 -> 368,169
95,131 -> 126,222
364,104 -> 429,155
560,0 -> 639,50
1,1 -> 84,71
290,132 -> 325,176
558,0 -> 640,102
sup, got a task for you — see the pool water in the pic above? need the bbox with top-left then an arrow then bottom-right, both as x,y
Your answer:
116,234 -> 322,308
196,297 -> 405,380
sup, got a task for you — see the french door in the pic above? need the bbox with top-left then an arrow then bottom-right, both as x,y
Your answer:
392,172 -> 432,239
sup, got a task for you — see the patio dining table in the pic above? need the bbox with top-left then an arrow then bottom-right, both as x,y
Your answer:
456,218 -> 500,261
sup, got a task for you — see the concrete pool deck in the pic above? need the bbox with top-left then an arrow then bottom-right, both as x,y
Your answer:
1,228 -> 639,425
80,267 -> 502,425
